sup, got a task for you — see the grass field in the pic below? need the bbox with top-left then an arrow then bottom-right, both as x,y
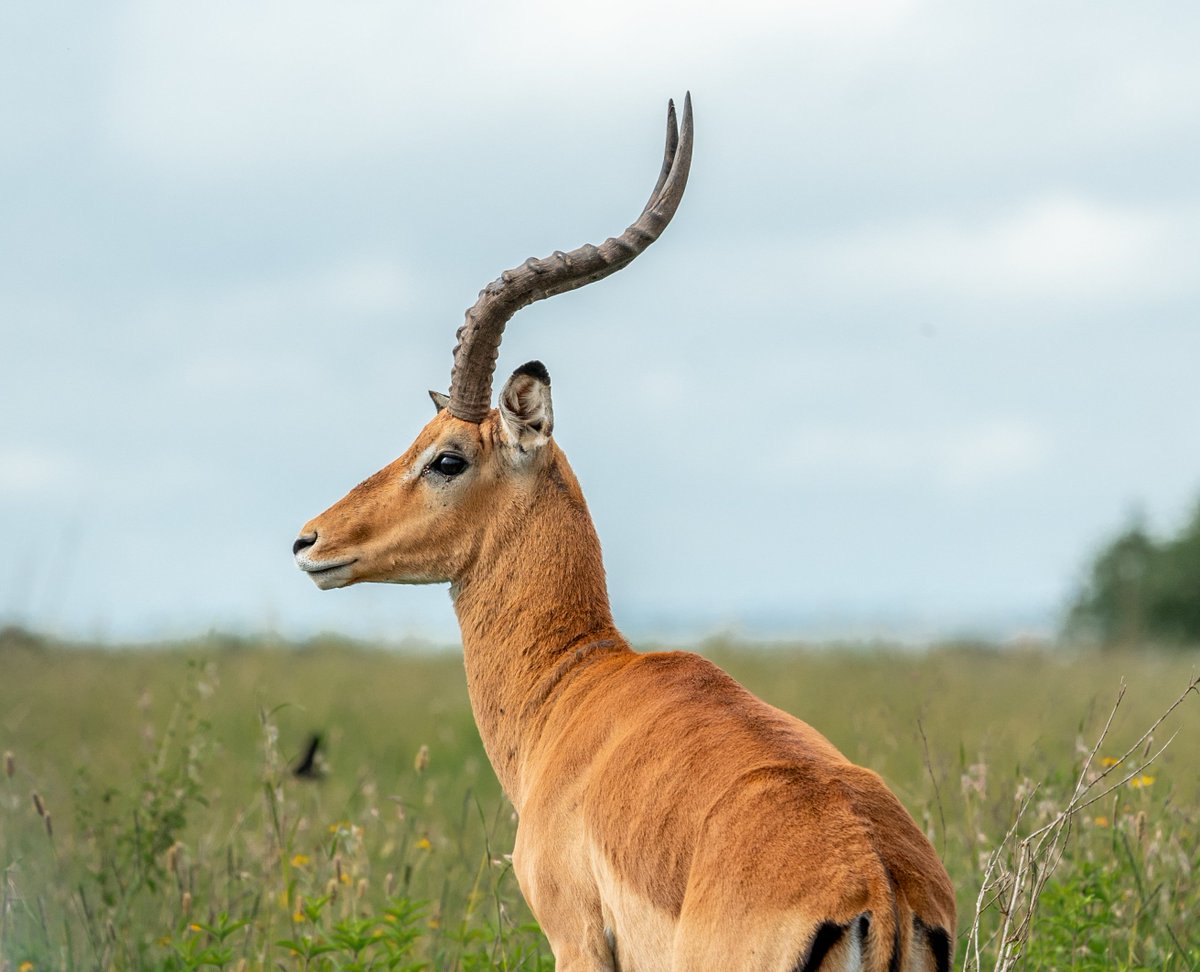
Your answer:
1,627 -> 1197,970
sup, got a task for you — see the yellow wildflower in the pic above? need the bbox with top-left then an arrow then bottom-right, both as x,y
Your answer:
415,837 -> 432,851
1100,756 -> 1120,767
1092,816 -> 1109,827
189,923 -> 203,932
291,853 -> 310,867
20,963 -> 36,972
1130,774 -> 1155,789
292,910 -> 305,923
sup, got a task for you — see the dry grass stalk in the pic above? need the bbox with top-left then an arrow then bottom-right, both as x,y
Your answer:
962,672 -> 1199,972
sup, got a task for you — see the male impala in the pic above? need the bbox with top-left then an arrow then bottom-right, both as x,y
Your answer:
294,96 -> 955,971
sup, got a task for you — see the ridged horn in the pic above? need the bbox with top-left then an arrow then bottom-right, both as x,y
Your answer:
446,93 -> 694,424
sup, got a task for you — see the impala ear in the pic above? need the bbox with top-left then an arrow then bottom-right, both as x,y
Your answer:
498,361 -> 554,455
429,390 -> 450,413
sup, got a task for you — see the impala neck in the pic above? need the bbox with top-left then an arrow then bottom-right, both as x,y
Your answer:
452,445 -> 627,808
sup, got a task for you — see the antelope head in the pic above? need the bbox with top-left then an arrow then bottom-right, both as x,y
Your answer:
293,95 -> 693,591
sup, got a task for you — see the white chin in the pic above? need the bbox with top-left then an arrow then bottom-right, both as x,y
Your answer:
308,567 -> 354,590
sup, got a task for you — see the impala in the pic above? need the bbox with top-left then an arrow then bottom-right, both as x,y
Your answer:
294,96 -> 955,971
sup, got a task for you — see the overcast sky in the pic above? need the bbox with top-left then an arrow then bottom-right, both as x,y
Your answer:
3,1 -> 1199,644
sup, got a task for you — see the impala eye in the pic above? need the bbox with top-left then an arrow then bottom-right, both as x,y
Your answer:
429,452 -> 469,477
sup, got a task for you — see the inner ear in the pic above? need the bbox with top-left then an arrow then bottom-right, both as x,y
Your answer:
429,390 -> 450,413
498,361 -> 554,454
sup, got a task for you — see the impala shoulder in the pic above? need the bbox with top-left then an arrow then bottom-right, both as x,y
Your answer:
625,649 -> 743,689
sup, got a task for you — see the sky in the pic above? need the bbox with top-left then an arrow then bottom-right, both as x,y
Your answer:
3,1 -> 1200,644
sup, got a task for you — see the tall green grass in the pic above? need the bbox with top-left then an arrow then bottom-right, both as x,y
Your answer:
1,628 -> 1197,969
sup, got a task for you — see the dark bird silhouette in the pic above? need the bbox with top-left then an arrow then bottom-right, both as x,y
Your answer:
292,732 -> 325,780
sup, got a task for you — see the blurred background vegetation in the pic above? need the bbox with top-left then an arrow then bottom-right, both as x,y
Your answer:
1067,501 -> 1200,650
1,627 -> 1197,969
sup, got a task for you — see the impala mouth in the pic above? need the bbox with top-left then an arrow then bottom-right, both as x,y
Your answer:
295,555 -> 358,589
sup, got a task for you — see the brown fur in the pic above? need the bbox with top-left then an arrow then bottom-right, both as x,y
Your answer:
299,403 -> 956,971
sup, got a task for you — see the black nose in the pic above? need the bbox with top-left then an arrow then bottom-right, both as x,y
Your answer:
293,533 -> 317,556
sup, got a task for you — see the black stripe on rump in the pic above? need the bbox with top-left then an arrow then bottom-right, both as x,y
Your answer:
927,926 -> 951,972
793,921 -> 845,972
912,915 -> 951,972
794,914 -> 873,972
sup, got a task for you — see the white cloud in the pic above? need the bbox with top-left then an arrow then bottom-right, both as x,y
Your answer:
633,368 -> 689,413
937,420 -> 1049,490
102,3 -> 459,172
0,447 -> 77,496
733,195 -> 1195,311
14,0 -> 1200,640
189,254 -> 413,330
869,196 -> 1174,301
780,417 -> 1050,492
100,0 -> 920,175
320,258 -> 413,315
153,255 -> 415,394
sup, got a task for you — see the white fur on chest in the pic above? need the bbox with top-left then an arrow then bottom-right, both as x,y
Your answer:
589,844 -> 677,971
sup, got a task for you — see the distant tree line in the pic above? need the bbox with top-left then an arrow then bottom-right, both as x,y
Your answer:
1067,502 -> 1200,649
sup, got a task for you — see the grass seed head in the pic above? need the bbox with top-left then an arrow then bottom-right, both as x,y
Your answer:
3,750 -> 13,778
414,744 -> 430,774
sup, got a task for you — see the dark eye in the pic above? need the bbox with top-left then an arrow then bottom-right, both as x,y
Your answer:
429,452 -> 469,477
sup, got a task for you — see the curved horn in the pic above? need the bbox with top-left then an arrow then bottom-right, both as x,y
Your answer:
447,93 -> 694,424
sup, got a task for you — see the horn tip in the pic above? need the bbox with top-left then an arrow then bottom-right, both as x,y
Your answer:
679,92 -> 694,140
